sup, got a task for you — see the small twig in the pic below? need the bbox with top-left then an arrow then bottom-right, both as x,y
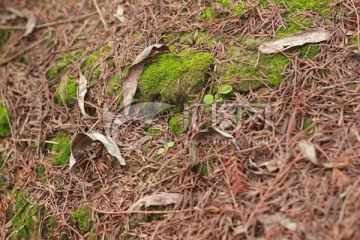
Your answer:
92,0 -> 109,31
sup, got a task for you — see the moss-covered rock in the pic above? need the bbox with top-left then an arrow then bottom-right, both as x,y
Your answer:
11,191 -> 40,239
0,99 -> 11,137
71,206 -> 93,235
55,76 -> 78,107
50,132 -> 71,166
137,51 -> 214,103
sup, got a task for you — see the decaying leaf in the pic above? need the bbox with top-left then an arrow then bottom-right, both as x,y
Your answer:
189,127 -> 239,167
298,140 -> 319,165
128,193 -> 182,211
6,7 -> 36,36
78,71 -> 94,119
122,44 -> 169,115
249,159 -> 279,175
259,29 -> 331,54
113,5 -> 126,23
259,213 -> 298,231
69,132 -> 125,186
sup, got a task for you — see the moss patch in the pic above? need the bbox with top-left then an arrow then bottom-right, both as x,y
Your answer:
348,33 -> 360,46
146,126 -> 164,137
276,15 -> 313,37
55,76 -> 78,107
50,132 -> 71,166
299,45 -> 320,59
11,191 -> 40,239
169,115 -> 185,137
273,0 -> 332,15
0,99 -> 11,137
217,38 -> 289,91
138,51 -> 214,103
71,206 -> 93,235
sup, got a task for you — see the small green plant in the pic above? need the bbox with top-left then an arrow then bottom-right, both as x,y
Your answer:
203,84 -> 233,104
157,141 -> 175,155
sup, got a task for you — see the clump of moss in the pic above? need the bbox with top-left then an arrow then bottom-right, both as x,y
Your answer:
217,39 -> 289,91
232,3 -> 247,14
193,164 -> 209,176
146,126 -> 164,137
138,51 -> 214,103
169,115 -> 185,137
276,15 -> 313,37
299,45 -> 320,59
348,33 -> 360,47
46,50 -> 85,80
0,29 -> 11,47
55,76 -> 78,107
11,191 -> 40,239
50,132 -> 71,166
0,100 -> 11,137
274,0 -> 332,15
71,206 -> 93,235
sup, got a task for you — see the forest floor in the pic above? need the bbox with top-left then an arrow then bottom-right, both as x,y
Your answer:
0,0 -> 360,239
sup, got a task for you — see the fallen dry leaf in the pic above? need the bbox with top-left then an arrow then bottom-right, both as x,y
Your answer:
122,44 -> 169,115
298,140 -> 319,166
259,213 -> 298,231
69,132 -> 126,186
6,7 -> 36,36
259,29 -> 331,54
78,71 -> 95,119
189,127 -> 239,167
128,193 -> 182,211
113,5 -> 126,23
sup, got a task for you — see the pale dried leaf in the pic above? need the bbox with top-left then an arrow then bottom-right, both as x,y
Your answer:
298,140 -> 318,165
113,5 -> 126,23
24,14 -> 36,36
128,193 -> 182,211
259,29 -> 331,54
122,44 -> 169,115
78,71 -> 95,119
69,132 -> 125,186
260,213 -> 297,231
189,127 -> 239,166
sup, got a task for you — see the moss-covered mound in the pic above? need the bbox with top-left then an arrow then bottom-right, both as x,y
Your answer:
71,206 -> 93,235
137,51 -> 214,103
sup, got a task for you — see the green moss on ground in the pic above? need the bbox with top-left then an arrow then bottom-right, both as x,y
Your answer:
55,76 -> 78,107
138,51 -> 214,103
11,191 -> 40,239
276,15 -> 313,37
274,0 -> 332,15
0,99 -> 11,137
217,38 -> 289,91
169,115 -> 185,137
348,33 -> 360,46
46,50 -> 85,80
193,164 -> 209,176
299,45 -> 320,59
0,29 -> 10,47
71,206 -> 93,235
50,132 -> 71,166
146,126 -> 164,137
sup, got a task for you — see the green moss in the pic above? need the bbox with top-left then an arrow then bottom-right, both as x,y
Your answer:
217,39 -> 289,90
0,29 -> 11,47
299,45 -> 320,59
71,206 -> 93,235
146,126 -> 164,137
106,71 -> 123,95
55,76 -> 78,107
42,216 -> 58,238
303,115 -> 312,131
0,100 -> 11,137
276,15 -> 313,37
169,115 -> 184,137
193,164 -> 209,176
215,0 -> 231,9
11,191 -> 40,239
35,165 -> 45,178
348,33 -> 360,46
274,0 -> 332,15
232,3 -> 247,14
138,51 -> 214,103
45,64 -> 66,80
50,132 -> 71,166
